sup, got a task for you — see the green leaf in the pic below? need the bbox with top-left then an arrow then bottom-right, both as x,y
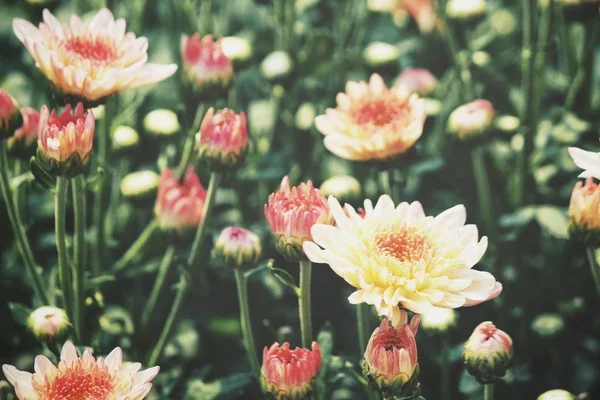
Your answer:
98,306 -> 135,335
267,260 -> 300,295
8,302 -> 32,327
86,167 -> 105,193
184,373 -> 252,400
316,323 -> 334,395
10,172 -> 34,190
29,157 -> 56,193
499,207 -> 537,228
535,206 -> 569,239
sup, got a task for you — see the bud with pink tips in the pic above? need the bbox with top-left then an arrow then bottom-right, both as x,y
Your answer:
0,89 -> 23,140
462,321 -> 513,383
394,68 -> 438,97
27,306 -> 71,343
448,99 -> 495,140
213,226 -> 262,270
181,34 -> 233,95
154,166 -> 207,232
37,103 -> 95,177
261,341 -> 321,400
264,176 -> 333,262
363,312 -> 421,399
196,108 -> 248,172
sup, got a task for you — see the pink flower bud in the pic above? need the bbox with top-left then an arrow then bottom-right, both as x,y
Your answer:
394,68 -> 438,97
213,226 -> 262,269
264,176 -> 333,262
363,313 -> 421,398
154,166 -> 207,232
27,306 -> 71,342
196,108 -> 248,172
37,103 -> 95,177
569,177 -> 600,245
448,99 -> 495,140
181,34 -> 233,93
261,341 -> 321,400
463,321 -> 513,383
0,89 -> 23,140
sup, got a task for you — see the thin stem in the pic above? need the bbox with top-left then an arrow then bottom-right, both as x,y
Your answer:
0,142 -> 49,304
438,12 -> 475,101
141,245 -> 176,331
93,96 -> 115,275
553,1 -> 575,76
146,274 -> 189,366
113,220 -> 158,272
55,177 -> 72,318
356,304 -> 370,356
176,104 -> 206,180
12,158 -> 23,214
484,383 -> 494,400
298,260 -> 313,348
234,269 -> 261,381
71,175 -> 86,343
187,172 -> 222,268
471,146 -> 495,241
564,20 -> 600,112
105,158 -> 128,240
585,247 -> 600,299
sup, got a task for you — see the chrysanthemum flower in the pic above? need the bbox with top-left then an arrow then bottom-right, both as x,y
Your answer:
363,313 -> 420,398
394,68 -> 438,97
2,341 -> 159,399
154,166 -> 207,232
213,226 -> 262,269
264,176 -> 333,262
568,146 -> 600,180
196,108 -> 248,172
38,103 -> 95,177
568,177 -> 600,244
315,74 -> 426,161
0,89 -> 23,140
260,341 -> 321,400
181,34 -> 232,93
12,8 -> 177,104
394,0 -> 438,33
303,195 -> 502,325
463,321 -> 513,383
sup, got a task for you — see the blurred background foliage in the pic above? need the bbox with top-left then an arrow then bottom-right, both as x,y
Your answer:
0,0 -> 599,399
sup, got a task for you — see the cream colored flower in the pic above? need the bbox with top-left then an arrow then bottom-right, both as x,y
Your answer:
303,195 -> 501,325
13,8 -> 177,103
315,74 -> 426,161
568,146 -> 600,180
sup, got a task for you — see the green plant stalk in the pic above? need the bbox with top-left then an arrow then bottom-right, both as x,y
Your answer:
113,220 -> 158,272
55,177 -> 72,318
564,20 -> 600,112
585,247 -> 600,299
0,142 -> 49,304
441,337 -> 450,400
141,245 -> 175,331
471,146 -> 495,241
92,97 -> 115,276
71,175 -> 86,343
176,105 -> 206,180
298,260 -> 313,348
105,158 -> 128,240
187,172 -> 222,268
553,1 -> 575,76
146,274 -> 189,366
234,269 -> 261,381
484,383 -> 494,400
357,303 -> 370,356
439,12 -> 475,102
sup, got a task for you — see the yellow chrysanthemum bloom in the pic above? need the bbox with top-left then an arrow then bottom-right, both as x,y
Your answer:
303,195 -> 502,325
314,74 -> 426,161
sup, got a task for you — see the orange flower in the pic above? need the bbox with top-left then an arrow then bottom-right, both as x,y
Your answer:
315,74 -> 426,161
13,9 -> 177,104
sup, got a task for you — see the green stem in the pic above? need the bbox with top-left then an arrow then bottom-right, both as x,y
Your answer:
146,273 -> 189,366
0,142 -> 49,304
553,1 -> 575,76
298,260 -> 313,348
356,303 -> 370,356
141,245 -> 176,331
234,269 -> 261,381
176,104 -> 206,180
187,172 -> 222,268
105,158 -> 127,240
55,177 -> 72,318
585,247 -> 600,299
93,96 -> 115,276
484,383 -> 494,400
471,146 -> 495,241
12,158 -> 23,214
113,220 -> 158,272
439,13 -> 475,101
564,20 -> 600,112
441,337 -> 450,400
71,175 -> 86,343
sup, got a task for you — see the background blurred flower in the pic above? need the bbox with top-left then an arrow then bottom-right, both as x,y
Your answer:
315,74 -> 426,161
13,8 -> 177,104
265,176 -> 333,262
155,166 -> 207,231
213,226 -> 262,269
196,108 -> 248,171
463,321 -> 513,384
394,68 -> 438,97
531,313 -> 565,338
448,99 -> 495,140
537,389 -> 577,400
261,341 -> 321,400
8,107 -> 39,157
121,170 -> 160,201
363,314 -> 420,398
2,341 -> 158,399
446,0 -> 487,22
0,89 -> 23,140
568,146 -> 600,180
37,103 -> 95,177
568,177 -> 600,244
420,307 -> 457,332
27,306 -> 70,342
303,195 -> 501,325
394,0 -> 438,32
181,34 -> 232,93
143,109 -> 181,137
319,175 -> 361,204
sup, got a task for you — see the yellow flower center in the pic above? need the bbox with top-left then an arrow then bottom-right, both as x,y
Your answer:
374,229 -> 431,263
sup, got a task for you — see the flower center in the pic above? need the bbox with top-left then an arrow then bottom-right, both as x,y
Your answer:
65,37 -> 117,63
352,97 -> 405,127
35,365 -> 114,400
374,229 -> 430,263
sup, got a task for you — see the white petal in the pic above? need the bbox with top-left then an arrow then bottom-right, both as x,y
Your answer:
60,341 -> 78,363
104,347 -> 122,372
34,355 -> 57,376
